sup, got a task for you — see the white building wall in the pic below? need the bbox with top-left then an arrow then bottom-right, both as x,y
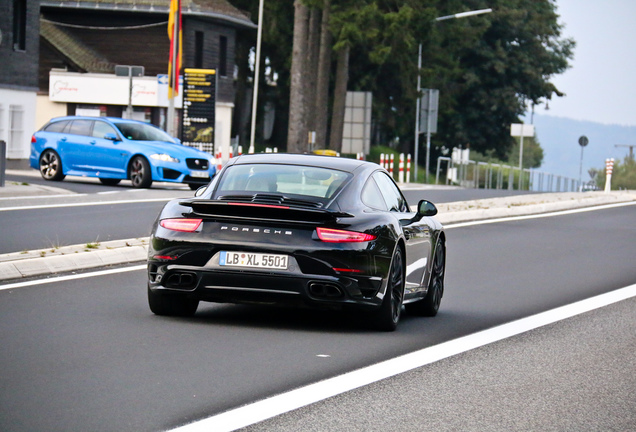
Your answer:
216,102 -> 234,161
0,88 -> 37,159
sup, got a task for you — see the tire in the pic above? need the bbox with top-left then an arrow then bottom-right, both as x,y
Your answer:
188,183 -> 203,191
39,149 -> 66,181
372,247 -> 405,331
406,237 -> 445,317
148,285 -> 199,317
99,178 -> 121,186
129,156 -> 153,188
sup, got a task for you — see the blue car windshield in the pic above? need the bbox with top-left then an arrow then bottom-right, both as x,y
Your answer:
214,164 -> 351,199
114,122 -> 175,142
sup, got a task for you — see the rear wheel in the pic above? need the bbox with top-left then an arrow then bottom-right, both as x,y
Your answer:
129,156 -> 152,188
372,247 -> 404,331
148,285 -> 199,317
39,149 -> 65,181
406,237 -> 445,317
99,178 -> 121,186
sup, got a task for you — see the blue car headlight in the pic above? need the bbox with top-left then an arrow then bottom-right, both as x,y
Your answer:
150,153 -> 180,163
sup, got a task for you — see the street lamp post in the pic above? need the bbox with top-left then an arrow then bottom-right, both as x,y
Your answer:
249,0 -> 265,154
414,8 -> 492,182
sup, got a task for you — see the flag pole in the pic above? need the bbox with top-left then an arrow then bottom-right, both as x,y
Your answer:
167,0 -> 180,136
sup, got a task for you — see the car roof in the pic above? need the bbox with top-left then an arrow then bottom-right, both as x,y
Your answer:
228,153 -> 377,174
46,116 -> 149,126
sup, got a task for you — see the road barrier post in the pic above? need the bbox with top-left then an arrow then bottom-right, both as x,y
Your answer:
0,140 -> 6,187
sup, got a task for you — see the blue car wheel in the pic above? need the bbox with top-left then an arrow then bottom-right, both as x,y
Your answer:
39,149 -> 66,181
129,156 -> 152,188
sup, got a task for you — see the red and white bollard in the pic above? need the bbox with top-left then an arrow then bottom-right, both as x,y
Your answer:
389,154 -> 394,178
398,153 -> 404,183
406,154 -> 411,183
380,153 -> 385,170
605,158 -> 614,193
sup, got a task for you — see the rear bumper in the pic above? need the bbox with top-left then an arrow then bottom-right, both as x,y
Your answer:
147,263 -> 385,311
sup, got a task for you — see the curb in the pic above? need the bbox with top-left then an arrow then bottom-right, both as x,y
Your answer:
0,239 -> 149,282
433,191 -> 636,224
1,191 -> 635,283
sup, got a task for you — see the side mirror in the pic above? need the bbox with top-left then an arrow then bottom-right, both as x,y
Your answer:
104,133 -> 120,142
194,186 -> 207,197
418,199 -> 438,217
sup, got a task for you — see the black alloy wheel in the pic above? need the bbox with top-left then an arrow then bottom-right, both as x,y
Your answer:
147,284 -> 199,317
407,237 -> 445,317
373,247 -> 405,331
39,149 -> 65,181
129,156 -> 152,188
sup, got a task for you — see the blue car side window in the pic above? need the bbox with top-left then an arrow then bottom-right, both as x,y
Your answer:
43,120 -> 70,133
92,121 -> 118,139
68,120 -> 93,137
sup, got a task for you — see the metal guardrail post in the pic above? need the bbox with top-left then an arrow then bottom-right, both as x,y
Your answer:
0,140 -> 6,188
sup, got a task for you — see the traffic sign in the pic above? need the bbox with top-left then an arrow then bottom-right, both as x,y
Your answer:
578,136 -> 589,147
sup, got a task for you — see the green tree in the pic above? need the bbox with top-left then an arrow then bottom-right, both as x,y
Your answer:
508,136 -> 544,168
424,0 -> 574,160
235,0 -> 574,161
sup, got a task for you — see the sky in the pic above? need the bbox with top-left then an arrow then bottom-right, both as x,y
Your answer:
534,0 -> 636,127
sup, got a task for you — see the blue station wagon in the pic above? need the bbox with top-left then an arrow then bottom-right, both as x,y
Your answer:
30,116 -> 216,189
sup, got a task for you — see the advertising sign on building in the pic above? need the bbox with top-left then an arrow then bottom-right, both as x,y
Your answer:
181,68 -> 217,154
49,70 -> 183,108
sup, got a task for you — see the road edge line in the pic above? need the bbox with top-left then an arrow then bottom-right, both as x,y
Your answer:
168,283 -> 636,432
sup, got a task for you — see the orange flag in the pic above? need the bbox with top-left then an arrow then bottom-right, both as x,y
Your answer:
168,0 -> 182,98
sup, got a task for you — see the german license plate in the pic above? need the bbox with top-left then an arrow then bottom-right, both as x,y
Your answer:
190,170 -> 210,179
220,251 -> 288,270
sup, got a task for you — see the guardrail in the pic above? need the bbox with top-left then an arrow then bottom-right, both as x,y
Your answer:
436,156 -> 583,192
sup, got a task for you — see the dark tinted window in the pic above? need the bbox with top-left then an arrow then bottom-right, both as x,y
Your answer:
92,121 -> 118,139
373,172 -> 408,212
68,120 -> 93,137
115,121 -> 174,142
361,177 -> 387,210
43,120 -> 70,133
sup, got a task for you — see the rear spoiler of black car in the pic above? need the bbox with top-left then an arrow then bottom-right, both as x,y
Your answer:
179,200 -> 353,225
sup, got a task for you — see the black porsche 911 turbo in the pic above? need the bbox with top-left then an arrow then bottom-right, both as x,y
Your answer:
147,153 -> 445,331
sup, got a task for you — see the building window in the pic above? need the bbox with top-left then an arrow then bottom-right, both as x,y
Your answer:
194,31 -> 204,68
9,105 -> 24,158
13,0 -> 27,51
219,35 -> 227,77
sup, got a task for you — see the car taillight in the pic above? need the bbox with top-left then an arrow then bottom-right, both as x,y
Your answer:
31,135 -> 37,143
160,218 -> 202,232
316,227 -> 376,243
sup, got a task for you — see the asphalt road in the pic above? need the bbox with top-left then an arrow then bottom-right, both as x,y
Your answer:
1,204 -> 634,431
2,170 -> 536,254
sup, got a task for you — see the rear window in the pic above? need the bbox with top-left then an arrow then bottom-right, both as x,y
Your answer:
43,120 -> 70,133
214,164 -> 351,199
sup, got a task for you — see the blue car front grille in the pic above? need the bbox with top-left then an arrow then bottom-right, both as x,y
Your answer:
186,158 -> 209,170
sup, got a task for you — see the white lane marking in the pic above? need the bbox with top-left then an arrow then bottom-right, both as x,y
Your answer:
0,265 -> 146,291
0,193 -> 82,201
0,198 -> 173,212
444,200 -> 636,229
168,283 -> 636,432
